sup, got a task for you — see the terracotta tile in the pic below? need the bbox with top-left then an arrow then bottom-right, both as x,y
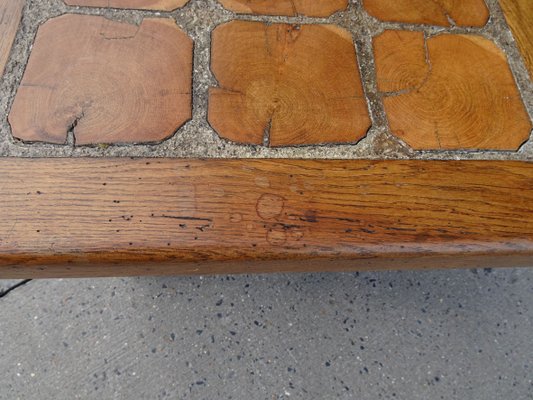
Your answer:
0,0 -> 25,76
208,21 -> 370,147
374,30 -> 532,150
363,0 -> 489,27
9,15 -> 193,145
64,0 -> 189,11
217,0 -> 347,17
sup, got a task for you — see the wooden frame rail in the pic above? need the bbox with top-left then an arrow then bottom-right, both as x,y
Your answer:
0,158 -> 531,278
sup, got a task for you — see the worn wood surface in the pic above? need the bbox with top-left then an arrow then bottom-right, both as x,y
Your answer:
0,0 -> 24,77
8,15 -> 193,145
363,0 -> 489,27
0,159 -> 531,278
217,0 -> 347,16
499,0 -> 533,77
64,0 -> 189,10
209,21 -> 370,146
373,30 -> 531,150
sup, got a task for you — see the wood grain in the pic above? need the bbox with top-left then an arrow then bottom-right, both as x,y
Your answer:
208,21 -> 370,146
374,30 -> 532,150
363,0 -> 489,27
8,15 -> 193,145
0,0 -> 24,77
64,0 -> 189,11
217,0 -> 347,17
0,159 -> 531,278
499,0 -> 533,77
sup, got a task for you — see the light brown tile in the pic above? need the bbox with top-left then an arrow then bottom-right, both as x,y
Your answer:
217,0 -> 347,17
9,15 -> 193,145
64,0 -> 189,11
208,21 -> 370,147
363,0 -> 489,27
500,0 -> 533,78
374,30 -> 531,150
0,0 -> 25,77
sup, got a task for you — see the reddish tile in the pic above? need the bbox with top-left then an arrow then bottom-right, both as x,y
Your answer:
9,15 -> 193,145
64,0 -> 189,11
0,0 -> 25,76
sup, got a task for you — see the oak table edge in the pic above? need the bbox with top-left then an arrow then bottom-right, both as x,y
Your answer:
0,158 -> 531,278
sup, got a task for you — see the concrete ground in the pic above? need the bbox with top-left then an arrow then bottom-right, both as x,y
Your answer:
1,268 -> 532,399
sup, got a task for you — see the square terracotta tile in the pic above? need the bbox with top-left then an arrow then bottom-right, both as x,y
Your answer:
208,21 -> 371,147
363,0 -> 489,27
64,0 -> 189,11
373,30 -> 531,150
9,14 -> 193,145
217,0 -> 348,17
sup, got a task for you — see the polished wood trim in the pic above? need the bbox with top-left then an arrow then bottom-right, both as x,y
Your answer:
0,159 -> 531,278
500,0 -> 533,76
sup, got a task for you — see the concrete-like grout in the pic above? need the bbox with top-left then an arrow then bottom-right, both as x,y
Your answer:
0,0 -> 531,160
